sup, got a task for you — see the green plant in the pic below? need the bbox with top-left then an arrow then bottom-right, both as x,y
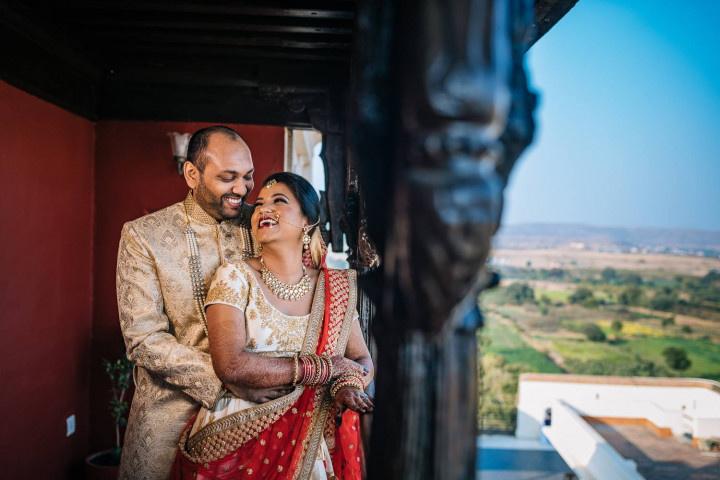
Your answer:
662,347 -> 692,371
582,323 -> 606,342
102,357 -> 134,460
503,283 -> 536,305
619,286 -> 643,306
569,287 -> 594,306
611,320 -> 623,333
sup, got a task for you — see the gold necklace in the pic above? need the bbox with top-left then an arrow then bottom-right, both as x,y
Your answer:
259,257 -> 312,301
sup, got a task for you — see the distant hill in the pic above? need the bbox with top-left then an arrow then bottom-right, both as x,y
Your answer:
495,223 -> 720,257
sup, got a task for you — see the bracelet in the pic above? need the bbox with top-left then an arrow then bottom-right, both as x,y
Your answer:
296,354 -> 334,386
330,372 -> 364,399
330,378 -> 364,398
291,354 -> 300,386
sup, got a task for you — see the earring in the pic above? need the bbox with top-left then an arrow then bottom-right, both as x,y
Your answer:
302,226 -> 311,251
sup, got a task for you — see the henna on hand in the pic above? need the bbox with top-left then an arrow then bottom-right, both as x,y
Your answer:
331,355 -> 368,380
335,386 -> 374,413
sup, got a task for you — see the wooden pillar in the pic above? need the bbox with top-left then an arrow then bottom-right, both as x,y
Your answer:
349,0 -> 537,477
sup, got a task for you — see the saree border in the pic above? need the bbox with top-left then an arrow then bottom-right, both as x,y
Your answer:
336,270 -> 357,356
294,269 -> 357,480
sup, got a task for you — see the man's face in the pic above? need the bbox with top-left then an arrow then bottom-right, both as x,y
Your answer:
186,133 -> 255,221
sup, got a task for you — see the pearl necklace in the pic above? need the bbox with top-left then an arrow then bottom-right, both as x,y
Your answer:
259,257 -> 312,301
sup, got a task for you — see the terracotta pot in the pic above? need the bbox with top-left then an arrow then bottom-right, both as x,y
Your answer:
85,449 -> 120,480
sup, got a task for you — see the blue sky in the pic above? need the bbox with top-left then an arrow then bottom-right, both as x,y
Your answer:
503,0 -> 720,231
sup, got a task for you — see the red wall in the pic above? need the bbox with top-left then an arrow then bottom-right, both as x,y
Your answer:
90,121 -> 285,450
0,81 -> 95,477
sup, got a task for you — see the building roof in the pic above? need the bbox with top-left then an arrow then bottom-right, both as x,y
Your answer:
592,422 -> 720,480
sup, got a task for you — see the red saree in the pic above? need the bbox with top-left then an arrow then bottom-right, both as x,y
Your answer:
171,268 -> 363,480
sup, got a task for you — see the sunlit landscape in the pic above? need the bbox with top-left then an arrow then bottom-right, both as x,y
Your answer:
478,239 -> 720,433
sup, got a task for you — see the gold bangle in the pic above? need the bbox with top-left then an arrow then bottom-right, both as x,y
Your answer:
331,379 -> 363,399
311,355 -> 322,386
330,373 -> 364,398
292,354 -> 300,386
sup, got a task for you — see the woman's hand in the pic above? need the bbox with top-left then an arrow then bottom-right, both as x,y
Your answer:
335,387 -> 374,414
331,355 -> 367,380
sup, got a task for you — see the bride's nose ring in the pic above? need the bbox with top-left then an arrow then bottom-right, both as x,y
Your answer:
258,208 -> 280,222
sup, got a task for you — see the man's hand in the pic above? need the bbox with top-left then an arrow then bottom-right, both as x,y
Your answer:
335,387 -> 374,414
225,384 -> 293,403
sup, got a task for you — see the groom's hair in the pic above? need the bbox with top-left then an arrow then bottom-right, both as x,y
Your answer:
187,126 -> 245,172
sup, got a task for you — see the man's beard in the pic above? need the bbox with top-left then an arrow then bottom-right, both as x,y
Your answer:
194,180 -> 244,221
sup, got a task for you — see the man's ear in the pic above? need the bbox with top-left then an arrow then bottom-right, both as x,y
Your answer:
183,161 -> 199,189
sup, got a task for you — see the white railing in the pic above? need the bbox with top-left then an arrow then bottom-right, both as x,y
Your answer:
543,400 -> 644,480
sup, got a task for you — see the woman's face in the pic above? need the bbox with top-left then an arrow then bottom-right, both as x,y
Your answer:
251,181 -> 308,247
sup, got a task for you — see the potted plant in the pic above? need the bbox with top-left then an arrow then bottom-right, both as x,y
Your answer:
85,357 -> 133,480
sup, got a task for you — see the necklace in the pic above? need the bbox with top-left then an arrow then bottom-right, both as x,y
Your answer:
259,257 -> 312,301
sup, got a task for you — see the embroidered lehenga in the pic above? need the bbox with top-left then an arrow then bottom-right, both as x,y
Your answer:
171,261 -> 363,480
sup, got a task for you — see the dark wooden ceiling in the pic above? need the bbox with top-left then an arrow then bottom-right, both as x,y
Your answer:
0,0 -> 577,126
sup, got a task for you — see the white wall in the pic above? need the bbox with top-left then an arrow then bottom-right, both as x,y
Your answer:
516,375 -> 720,440
543,400 -> 644,480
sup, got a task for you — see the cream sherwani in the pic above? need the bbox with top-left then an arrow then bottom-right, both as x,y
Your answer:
116,192 -> 252,480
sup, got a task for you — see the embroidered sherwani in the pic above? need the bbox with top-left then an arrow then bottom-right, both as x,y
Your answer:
116,193 -> 252,480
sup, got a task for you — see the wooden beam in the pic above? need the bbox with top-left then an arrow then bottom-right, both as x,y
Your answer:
104,43 -> 348,62
69,18 -> 353,36
525,0 -> 579,48
0,3 -> 100,119
0,2 -> 101,80
98,83 -> 324,126
91,30 -> 351,50
70,2 -> 355,20
104,64 -> 345,90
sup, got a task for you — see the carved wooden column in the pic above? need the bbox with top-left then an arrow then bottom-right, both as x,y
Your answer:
350,0 -> 536,477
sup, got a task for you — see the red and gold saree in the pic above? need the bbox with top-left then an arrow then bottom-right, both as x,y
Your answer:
171,267 -> 363,480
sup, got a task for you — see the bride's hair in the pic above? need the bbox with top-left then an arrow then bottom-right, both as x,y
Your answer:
260,172 -> 324,268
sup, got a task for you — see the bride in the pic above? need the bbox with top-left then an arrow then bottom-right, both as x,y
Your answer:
172,172 -> 374,480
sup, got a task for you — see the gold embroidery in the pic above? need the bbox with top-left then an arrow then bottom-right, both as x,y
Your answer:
256,294 -> 308,352
179,271 -> 359,472
206,279 -> 246,310
183,192 -> 218,225
205,264 -> 249,312
295,270 -> 355,480
241,261 -> 309,352
117,195 -> 252,480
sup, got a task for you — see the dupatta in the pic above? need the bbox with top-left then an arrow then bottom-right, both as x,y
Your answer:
172,267 -> 363,480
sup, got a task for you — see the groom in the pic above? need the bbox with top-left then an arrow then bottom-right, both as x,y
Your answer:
116,126 -> 285,480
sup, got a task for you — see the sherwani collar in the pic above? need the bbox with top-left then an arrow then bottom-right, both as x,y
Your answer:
183,191 -> 219,225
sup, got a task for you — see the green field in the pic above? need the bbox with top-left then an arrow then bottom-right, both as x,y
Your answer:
535,288 -> 571,304
625,337 -> 720,380
478,265 -> 720,431
551,332 -> 720,380
482,315 -> 562,373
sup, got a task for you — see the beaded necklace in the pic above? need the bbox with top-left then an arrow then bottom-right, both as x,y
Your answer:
259,256 -> 312,301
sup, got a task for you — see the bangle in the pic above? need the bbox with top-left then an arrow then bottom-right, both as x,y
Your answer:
296,354 -> 335,386
330,372 -> 364,398
292,354 -> 300,386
